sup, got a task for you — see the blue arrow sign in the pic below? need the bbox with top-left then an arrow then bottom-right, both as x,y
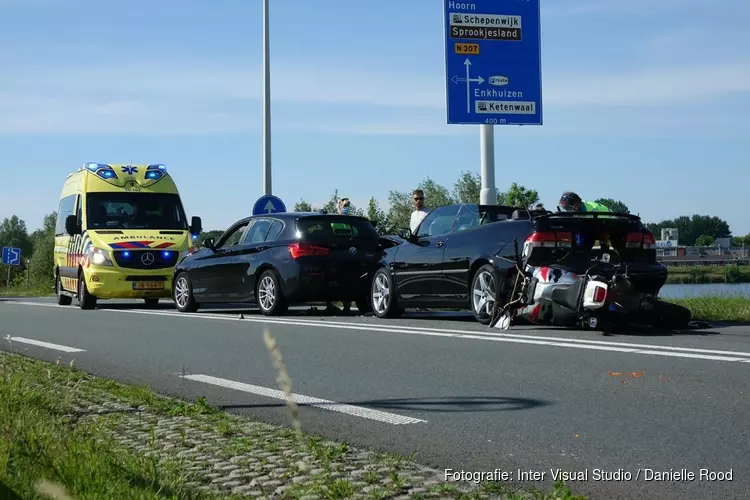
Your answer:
2,247 -> 21,266
252,195 -> 287,216
444,0 -> 542,125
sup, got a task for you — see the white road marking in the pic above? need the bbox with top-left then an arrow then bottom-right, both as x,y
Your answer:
5,301 -> 750,364
8,336 -> 85,353
181,373 -> 426,425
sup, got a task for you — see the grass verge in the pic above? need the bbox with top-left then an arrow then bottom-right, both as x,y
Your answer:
0,349 -> 586,499
0,285 -> 53,298
0,352 -> 220,500
663,296 -> 750,323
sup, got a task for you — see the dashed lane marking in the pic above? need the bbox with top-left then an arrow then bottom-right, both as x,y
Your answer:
180,373 -> 427,425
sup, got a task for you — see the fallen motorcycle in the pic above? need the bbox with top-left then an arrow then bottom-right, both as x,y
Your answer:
489,213 -> 692,332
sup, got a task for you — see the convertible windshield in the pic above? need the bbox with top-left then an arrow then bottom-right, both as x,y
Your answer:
86,192 -> 189,230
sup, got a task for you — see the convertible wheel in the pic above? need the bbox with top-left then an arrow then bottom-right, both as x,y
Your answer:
371,268 -> 403,318
471,264 -> 502,325
173,272 -> 199,313
256,269 -> 288,316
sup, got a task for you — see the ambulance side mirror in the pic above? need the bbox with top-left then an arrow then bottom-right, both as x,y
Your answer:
65,215 -> 81,235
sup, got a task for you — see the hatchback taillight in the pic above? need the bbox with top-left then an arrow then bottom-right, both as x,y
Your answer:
288,242 -> 329,258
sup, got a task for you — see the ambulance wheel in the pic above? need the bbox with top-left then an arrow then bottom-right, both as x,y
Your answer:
56,273 -> 72,306
78,270 -> 97,310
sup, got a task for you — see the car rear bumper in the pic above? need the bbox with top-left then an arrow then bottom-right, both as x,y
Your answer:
83,266 -> 173,299
283,261 -> 373,302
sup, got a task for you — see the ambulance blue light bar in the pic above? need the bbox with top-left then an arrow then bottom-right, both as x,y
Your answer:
84,162 -> 117,179
145,164 -> 167,180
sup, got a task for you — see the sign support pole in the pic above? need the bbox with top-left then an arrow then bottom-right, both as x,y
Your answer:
6,265 -> 10,289
262,0 -> 272,196
479,124 -> 496,205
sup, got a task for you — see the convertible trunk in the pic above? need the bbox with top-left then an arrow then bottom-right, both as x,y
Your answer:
522,212 -> 666,295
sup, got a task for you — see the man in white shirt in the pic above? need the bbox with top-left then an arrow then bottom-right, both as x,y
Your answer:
409,189 -> 431,313
410,189 -> 429,234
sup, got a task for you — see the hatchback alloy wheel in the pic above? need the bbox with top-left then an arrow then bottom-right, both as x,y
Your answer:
258,275 -> 276,311
174,276 -> 190,309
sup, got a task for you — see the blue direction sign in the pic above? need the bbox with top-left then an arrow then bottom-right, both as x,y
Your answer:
2,247 -> 21,266
252,195 -> 287,216
443,0 -> 542,125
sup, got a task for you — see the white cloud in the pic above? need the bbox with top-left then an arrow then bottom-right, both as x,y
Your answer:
544,63 -> 750,106
0,58 -> 748,136
542,0 -> 737,17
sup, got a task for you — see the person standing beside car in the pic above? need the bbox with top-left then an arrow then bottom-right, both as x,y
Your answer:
325,198 -> 353,314
410,189 -> 429,234
409,190 -> 431,312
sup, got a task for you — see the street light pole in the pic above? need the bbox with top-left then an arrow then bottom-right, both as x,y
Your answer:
479,124 -> 496,205
262,0 -> 272,195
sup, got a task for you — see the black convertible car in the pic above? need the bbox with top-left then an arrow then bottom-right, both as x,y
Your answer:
368,203 -> 668,325
172,211 -> 380,315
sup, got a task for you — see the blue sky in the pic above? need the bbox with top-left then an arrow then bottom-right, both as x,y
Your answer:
1,0 -> 749,236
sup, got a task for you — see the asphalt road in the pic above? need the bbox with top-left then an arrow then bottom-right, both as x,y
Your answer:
1,297 -> 748,500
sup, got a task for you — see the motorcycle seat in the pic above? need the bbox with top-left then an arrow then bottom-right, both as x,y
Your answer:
551,280 -> 584,310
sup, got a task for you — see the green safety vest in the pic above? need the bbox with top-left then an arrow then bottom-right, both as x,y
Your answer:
581,201 -> 611,213
331,221 -> 357,236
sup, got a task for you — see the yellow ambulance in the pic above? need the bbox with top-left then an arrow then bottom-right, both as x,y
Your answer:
53,162 -> 202,309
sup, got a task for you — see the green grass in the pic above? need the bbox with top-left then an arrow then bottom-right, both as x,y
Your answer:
0,354 -> 219,500
665,265 -> 750,284
0,284 -> 54,297
664,296 -> 750,323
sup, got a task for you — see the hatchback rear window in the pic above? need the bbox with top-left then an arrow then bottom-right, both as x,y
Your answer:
296,216 -> 378,241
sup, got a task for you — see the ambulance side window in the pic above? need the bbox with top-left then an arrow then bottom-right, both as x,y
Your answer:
55,195 -> 76,236
76,195 -> 83,227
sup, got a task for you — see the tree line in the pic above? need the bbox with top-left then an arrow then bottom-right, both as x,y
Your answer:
1,170 -> 743,288
290,171 -> 737,247
0,213 -> 56,289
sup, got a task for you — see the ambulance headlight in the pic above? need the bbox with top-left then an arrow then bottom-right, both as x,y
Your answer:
87,246 -> 114,267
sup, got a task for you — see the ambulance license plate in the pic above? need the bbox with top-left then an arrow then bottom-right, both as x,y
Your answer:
133,281 -> 164,290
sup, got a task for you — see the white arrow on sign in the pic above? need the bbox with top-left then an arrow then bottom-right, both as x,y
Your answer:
452,58 -> 485,113
264,200 -> 276,213
5,248 -> 21,265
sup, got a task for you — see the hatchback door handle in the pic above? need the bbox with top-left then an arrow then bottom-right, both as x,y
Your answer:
436,241 -> 444,247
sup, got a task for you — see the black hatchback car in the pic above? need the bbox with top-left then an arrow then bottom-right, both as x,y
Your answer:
171,212 -> 380,315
